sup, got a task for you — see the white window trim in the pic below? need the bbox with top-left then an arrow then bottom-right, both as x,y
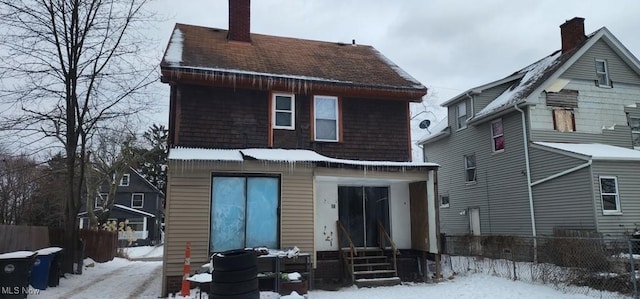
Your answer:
440,195 -> 450,208
95,193 -> 108,208
120,174 -> 130,187
131,193 -> 144,208
313,95 -> 339,142
599,176 -> 621,215
491,119 -> 504,153
456,101 -> 467,130
464,155 -> 477,183
272,93 -> 295,130
595,59 -> 611,88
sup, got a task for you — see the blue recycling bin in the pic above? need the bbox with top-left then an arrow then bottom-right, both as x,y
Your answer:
29,251 -> 53,290
0,251 -> 36,299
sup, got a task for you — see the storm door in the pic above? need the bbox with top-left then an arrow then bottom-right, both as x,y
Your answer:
338,186 -> 390,248
211,176 -> 279,252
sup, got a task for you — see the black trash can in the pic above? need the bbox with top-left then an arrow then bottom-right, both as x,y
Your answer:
210,249 -> 259,299
0,251 -> 37,299
37,247 -> 63,287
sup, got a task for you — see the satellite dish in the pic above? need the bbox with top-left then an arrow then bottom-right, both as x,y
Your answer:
419,119 -> 431,129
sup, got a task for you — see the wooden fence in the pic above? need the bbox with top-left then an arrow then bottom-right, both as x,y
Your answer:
49,228 -> 119,263
0,224 -> 49,253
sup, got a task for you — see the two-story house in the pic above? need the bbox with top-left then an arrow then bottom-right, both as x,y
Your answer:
78,167 -> 164,245
420,17 -> 640,239
160,0 -> 440,295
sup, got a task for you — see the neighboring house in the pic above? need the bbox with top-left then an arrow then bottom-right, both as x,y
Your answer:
159,0 -> 440,295
420,17 -> 640,239
78,167 -> 164,245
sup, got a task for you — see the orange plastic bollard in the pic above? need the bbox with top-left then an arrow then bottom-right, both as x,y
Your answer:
180,242 -> 191,297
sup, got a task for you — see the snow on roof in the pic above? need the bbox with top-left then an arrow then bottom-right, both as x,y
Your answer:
164,28 -> 183,66
416,117 -> 449,144
169,147 -> 243,161
372,48 -> 425,89
475,51 -> 562,117
0,251 -> 35,259
113,204 -> 156,218
169,147 -> 438,167
534,142 -> 640,161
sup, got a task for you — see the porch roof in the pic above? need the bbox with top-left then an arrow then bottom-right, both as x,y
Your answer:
533,142 -> 640,161
168,147 -> 439,168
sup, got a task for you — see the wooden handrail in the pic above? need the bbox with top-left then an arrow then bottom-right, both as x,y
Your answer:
336,220 -> 356,282
378,221 -> 398,276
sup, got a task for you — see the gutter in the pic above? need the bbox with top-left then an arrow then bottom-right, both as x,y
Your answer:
514,103 -> 537,262
531,160 -> 592,187
468,101 -> 533,126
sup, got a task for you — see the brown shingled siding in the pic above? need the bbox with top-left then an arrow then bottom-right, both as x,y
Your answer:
176,85 -> 269,148
176,85 -> 411,161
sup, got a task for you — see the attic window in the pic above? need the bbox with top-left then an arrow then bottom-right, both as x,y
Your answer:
595,59 -> 611,88
272,93 -> 295,130
120,174 -> 130,186
456,101 -> 467,130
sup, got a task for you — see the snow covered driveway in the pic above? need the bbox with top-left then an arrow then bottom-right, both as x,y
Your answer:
31,258 -> 161,299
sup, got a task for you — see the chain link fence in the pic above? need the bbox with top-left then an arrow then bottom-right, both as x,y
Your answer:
442,233 -> 640,299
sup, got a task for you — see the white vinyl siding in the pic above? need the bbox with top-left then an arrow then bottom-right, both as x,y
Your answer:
272,93 -> 295,130
599,176 -> 621,215
314,96 -> 339,142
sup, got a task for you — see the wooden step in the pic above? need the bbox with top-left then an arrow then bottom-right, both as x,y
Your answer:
355,277 -> 402,288
353,262 -> 390,268
347,255 -> 387,260
354,269 -> 397,276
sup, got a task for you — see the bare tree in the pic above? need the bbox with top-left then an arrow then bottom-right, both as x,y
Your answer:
85,127 -> 141,229
0,152 -> 41,225
0,0 -> 157,272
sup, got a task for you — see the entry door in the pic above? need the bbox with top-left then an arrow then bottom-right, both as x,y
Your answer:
211,176 -> 279,252
338,186 -> 390,247
469,208 -> 481,236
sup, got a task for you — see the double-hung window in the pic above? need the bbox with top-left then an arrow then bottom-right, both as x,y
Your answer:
95,193 -> 108,208
131,193 -> 144,208
314,96 -> 339,142
629,116 -> 640,149
491,119 -> 504,152
464,155 -> 476,183
599,176 -> 621,215
272,93 -> 295,129
595,59 -> 611,87
120,174 -> 130,187
456,101 -> 467,130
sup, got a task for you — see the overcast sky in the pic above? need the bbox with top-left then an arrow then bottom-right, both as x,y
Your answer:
146,0 -> 640,126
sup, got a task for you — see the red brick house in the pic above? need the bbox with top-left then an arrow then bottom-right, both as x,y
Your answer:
160,0 -> 440,295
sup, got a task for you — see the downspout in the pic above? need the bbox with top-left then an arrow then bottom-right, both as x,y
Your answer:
514,103 -> 537,262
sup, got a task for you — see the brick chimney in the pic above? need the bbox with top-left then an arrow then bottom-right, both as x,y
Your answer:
560,17 -> 586,53
228,0 -> 251,42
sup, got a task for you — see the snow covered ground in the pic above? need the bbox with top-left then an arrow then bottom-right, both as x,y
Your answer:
122,245 -> 164,259
26,251 -> 629,299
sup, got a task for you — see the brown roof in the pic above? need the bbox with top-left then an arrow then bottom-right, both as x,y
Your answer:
160,23 -> 427,101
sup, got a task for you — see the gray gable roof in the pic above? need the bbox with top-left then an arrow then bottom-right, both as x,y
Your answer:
442,27 -> 640,124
